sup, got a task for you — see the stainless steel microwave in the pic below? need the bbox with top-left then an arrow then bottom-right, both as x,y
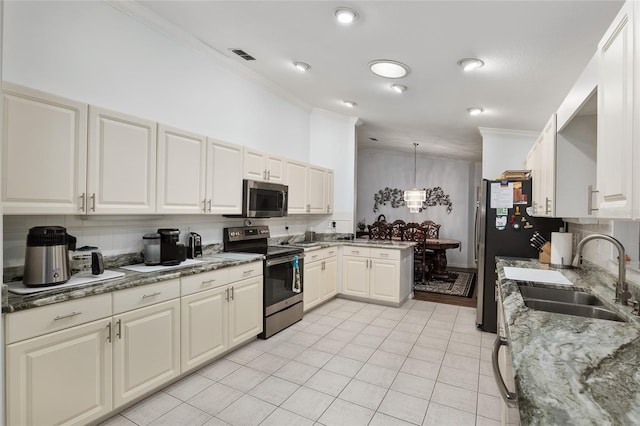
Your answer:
238,179 -> 288,218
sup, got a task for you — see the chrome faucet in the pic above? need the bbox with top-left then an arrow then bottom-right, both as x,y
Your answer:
572,234 -> 631,303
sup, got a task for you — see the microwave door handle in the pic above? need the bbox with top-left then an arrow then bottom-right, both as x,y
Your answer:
280,190 -> 287,213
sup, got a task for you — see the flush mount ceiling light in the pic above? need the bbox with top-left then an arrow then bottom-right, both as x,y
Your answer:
390,84 -> 407,93
467,107 -> 484,116
335,7 -> 359,24
342,100 -> 357,108
404,143 -> 426,213
293,61 -> 311,72
369,60 -> 411,79
457,58 -> 485,72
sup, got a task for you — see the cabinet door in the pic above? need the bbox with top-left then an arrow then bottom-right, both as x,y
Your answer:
303,260 -> 323,311
113,299 -> 180,408
322,256 -> 338,301
597,2 -> 634,218
326,170 -> 334,214
2,83 -> 88,214
342,256 -> 369,298
267,156 -> 285,183
286,160 -> 308,214
181,287 -> 228,371
308,166 -> 327,214
539,115 -> 557,217
6,318 -> 112,426
88,107 -> 157,214
156,125 -> 206,214
228,276 -> 263,347
370,259 -> 400,303
207,139 -> 243,214
244,149 -> 267,181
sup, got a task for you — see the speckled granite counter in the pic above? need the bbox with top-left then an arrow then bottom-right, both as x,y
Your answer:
2,253 -> 264,314
496,257 -> 640,425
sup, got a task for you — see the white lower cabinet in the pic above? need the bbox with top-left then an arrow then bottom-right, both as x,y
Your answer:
112,298 -> 181,408
303,248 -> 338,311
6,318 -> 113,426
341,247 -> 409,304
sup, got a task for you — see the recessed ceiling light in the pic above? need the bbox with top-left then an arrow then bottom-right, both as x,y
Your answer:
467,107 -> 484,115
457,58 -> 485,72
342,100 -> 357,108
369,60 -> 411,79
390,84 -> 407,93
293,61 -> 311,72
335,7 -> 359,24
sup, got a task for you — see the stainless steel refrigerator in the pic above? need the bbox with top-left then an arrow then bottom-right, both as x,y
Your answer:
475,179 -> 564,333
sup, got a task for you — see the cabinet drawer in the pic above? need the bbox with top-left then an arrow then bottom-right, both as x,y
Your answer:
370,248 -> 401,260
181,269 -> 229,296
228,261 -> 263,282
5,293 -> 112,344
113,279 -> 180,315
305,247 -> 336,263
343,246 -> 371,257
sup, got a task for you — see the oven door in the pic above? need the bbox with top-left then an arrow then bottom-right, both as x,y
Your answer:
264,254 -> 303,316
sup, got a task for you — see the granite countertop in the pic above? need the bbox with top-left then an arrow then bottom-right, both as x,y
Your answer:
286,239 -> 416,251
496,257 -> 640,425
2,253 -> 264,314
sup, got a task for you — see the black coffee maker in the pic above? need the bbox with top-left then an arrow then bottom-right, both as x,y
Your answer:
157,229 -> 186,266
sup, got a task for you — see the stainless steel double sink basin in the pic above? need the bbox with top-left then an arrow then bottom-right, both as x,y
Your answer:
518,285 -> 625,322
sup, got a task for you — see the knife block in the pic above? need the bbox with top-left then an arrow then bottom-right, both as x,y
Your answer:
539,242 -> 551,264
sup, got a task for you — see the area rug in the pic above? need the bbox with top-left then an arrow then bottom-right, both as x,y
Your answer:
414,271 -> 475,298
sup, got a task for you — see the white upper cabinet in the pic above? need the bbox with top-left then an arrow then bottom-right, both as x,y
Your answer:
286,160 -> 333,215
2,83 -> 88,214
88,107 -> 157,214
156,125 -> 207,214
326,169 -> 334,214
308,165 -> 327,214
286,159 -> 309,214
206,139 -> 243,214
244,148 -> 285,183
596,0 -> 635,218
530,114 -> 556,217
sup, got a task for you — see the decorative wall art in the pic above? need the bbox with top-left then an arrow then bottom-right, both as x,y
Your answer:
373,186 -> 453,214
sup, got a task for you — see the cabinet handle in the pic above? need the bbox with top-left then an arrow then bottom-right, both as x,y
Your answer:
202,199 -> 207,213
311,255 -> 318,260
231,286 -> 235,300
202,279 -> 216,287
380,253 -> 389,257
80,193 -> 86,212
263,170 -> 267,180
243,269 -> 254,275
90,193 -> 96,212
327,204 -> 330,212
545,197 -> 551,214
588,185 -> 599,215
116,319 -> 122,339
142,291 -> 161,299
322,261 -> 325,270
329,251 -> 335,255
53,311 -> 82,321
352,251 -> 359,255
225,288 -> 230,302
492,336 -> 518,406
106,322 -> 112,343
267,170 -> 271,180
207,199 -> 212,213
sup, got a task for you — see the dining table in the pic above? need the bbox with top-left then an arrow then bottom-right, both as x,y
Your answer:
423,238 -> 461,279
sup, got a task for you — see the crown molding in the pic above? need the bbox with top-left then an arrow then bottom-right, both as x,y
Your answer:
105,0 -> 313,112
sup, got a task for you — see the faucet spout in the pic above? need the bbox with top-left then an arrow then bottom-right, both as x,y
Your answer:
574,234 -> 629,302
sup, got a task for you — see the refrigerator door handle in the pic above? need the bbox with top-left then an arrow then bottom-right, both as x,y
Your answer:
474,200 -> 480,264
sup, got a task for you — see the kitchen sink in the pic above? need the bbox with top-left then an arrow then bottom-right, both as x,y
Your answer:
518,284 -> 625,322
521,299 -> 625,322
518,285 -> 605,306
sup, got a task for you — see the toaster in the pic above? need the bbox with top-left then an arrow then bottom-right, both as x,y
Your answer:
188,232 -> 203,258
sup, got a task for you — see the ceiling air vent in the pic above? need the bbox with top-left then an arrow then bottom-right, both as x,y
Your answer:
230,49 -> 256,61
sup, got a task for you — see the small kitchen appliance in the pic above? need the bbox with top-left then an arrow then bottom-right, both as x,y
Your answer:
188,232 -> 203,259
225,179 -> 288,218
143,233 -> 161,265
157,228 -> 186,266
71,246 -> 104,275
23,226 -> 77,287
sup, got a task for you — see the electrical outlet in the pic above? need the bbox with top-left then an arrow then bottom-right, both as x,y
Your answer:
332,221 -> 336,228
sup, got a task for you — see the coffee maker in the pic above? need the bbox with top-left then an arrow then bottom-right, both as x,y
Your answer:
157,229 -> 186,266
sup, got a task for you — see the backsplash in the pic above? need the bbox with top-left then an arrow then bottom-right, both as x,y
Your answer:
2,214 -> 353,270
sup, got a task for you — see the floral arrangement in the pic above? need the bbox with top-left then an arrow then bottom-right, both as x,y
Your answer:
373,186 -> 453,214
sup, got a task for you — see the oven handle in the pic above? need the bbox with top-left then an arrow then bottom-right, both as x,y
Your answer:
266,253 -> 305,267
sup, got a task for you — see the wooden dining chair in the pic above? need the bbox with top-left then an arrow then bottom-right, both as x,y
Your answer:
400,223 -> 428,282
367,221 -> 392,240
390,220 -> 406,240
420,221 -> 440,276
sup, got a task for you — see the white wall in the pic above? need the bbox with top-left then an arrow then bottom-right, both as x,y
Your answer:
1,1 -> 357,264
480,128 -> 538,180
357,148 -> 474,268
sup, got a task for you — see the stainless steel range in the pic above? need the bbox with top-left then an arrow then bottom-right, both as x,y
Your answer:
223,226 -> 304,339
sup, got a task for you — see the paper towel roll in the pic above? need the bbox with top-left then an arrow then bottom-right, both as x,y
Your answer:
551,232 -> 573,268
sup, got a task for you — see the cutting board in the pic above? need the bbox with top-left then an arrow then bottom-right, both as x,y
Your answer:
119,258 -> 204,273
503,267 -> 573,285
8,270 -> 126,295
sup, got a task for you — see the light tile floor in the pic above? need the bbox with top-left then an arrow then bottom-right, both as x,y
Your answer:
100,298 -> 501,426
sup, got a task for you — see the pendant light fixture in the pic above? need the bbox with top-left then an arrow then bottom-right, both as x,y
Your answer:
404,143 -> 426,213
